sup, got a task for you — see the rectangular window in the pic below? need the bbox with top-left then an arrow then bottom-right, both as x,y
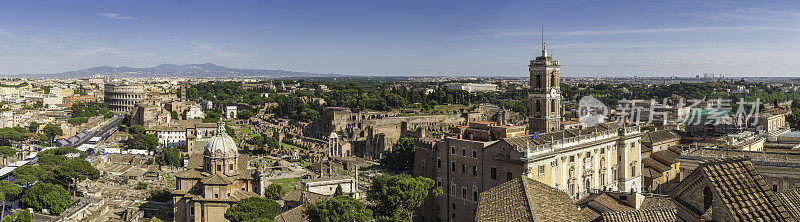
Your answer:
451,184 -> 456,196
507,172 -> 513,181
216,165 -> 221,171
473,166 -> 478,176
451,162 -> 456,171
421,159 -> 426,171
462,148 -> 466,157
472,150 -> 477,158
462,164 -> 466,173
462,187 -> 467,198
229,164 -> 233,170
491,167 -> 497,179
190,206 -> 195,216
538,165 -> 545,175
473,191 -> 478,201
437,158 -> 441,168
451,146 -> 455,155
570,156 -> 575,163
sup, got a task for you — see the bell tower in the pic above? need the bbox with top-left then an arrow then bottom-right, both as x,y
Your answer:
529,30 -> 562,133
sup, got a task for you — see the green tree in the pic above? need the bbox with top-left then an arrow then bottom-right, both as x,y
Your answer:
264,184 -> 283,200
12,165 -> 55,187
129,125 -> 146,135
238,109 -> 253,120
21,183 -> 71,215
0,180 -> 23,220
203,113 -> 221,123
0,128 -> 24,146
334,184 -> 344,197
379,138 -> 416,173
304,196 -> 373,222
171,111 -> 180,120
69,102 -> 112,119
2,209 -> 31,222
224,197 -> 281,222
42,124 -> 63,142
367,174 -> 442,221
264,137 -> 280,150
28,122 -> 39,133
247,135 -> 266,147
789,109 -> 800,130
136,182 -> 148,190
129,134 -> 159,151
68,117 -> 88,126
156,147 -> 181,166
148,189 -> 173,202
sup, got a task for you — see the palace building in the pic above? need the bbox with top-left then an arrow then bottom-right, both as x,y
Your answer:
414,42 -> 643,222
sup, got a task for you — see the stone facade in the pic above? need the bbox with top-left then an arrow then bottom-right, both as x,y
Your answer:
172,123 -> 262,222
225,106 -> 237,119
131,103 -> 172,129
415,123 -> 643,222
301,176 -> 358,197
104,84 -> 145,113
304,107 -> 471,160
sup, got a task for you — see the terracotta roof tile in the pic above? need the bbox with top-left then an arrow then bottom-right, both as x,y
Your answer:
698,158 -> 793,221
476,176 -> 583,222
601,207 -> 677,222
777,188 -> 800,220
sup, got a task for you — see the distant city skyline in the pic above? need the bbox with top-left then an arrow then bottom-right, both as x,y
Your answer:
1,0 -> 800,77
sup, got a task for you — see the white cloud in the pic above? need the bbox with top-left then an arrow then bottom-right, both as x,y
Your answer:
67,45 -> 129,56
95,13 -> 139,21
191,42 -> 249,59
452,26 -> 800,40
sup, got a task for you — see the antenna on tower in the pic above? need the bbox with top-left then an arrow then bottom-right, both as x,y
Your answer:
541,25 -> 547,57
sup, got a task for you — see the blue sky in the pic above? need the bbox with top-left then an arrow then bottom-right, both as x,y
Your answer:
1,0 -> 800,77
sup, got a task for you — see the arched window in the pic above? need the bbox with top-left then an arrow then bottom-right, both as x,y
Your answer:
569,181 -> 575,196
535,100 -> 541,116
585,179 -> 591,192
772,179 -> 780,192
599,169 -> 606,186
535,75 -> 541,88
551,100 -> 556,114
540,74 -> 545,88
551,73 -> 556,87
703,187 -> 713,211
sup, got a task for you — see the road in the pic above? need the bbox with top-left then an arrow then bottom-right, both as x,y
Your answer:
73,114 -> 123,147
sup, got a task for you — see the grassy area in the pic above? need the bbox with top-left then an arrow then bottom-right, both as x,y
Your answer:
280,142 -> 305,150
160,172 -> 176,188
270,177 -> 301,195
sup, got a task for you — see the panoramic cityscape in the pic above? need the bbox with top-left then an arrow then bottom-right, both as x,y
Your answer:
2,0 -> 800,222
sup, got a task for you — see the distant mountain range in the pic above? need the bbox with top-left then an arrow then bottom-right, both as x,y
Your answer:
9,63 -> 346,78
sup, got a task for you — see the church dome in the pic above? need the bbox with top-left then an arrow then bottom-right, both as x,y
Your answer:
205,122 -> 238,156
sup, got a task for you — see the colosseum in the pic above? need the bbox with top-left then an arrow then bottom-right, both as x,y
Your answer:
104,84 -> 145,113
